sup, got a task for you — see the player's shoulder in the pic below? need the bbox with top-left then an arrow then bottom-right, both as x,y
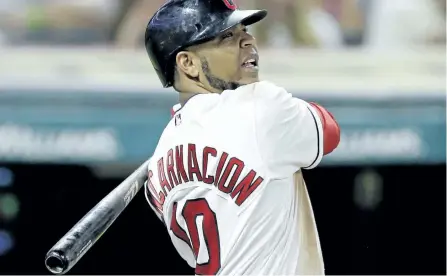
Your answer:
254,80 -> 286,91
244,81 -> 292,105
246,81 -> 302,111
220,81 -> 285,98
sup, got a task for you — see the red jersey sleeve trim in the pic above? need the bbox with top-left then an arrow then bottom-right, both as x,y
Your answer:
309,102 -> 341,156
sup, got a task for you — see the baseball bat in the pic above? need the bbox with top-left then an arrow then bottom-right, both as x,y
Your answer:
44,159 -> 151,275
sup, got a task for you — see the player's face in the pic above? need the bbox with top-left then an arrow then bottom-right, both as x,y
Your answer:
196,24 -> 259,91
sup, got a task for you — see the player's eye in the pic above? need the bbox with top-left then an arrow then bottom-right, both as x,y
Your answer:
221,32 -> 234,40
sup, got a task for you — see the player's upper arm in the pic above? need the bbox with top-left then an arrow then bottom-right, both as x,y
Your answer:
253,81 -> 325,178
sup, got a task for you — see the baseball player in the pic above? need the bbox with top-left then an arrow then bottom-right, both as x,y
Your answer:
144,0 -> 341,275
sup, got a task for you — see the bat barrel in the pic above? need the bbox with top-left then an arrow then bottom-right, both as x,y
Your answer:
44,202 -> 113,275
44,159 -> 150,275
45,251 -> 68,274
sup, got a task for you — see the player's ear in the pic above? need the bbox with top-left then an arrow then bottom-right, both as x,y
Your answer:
175,51 -> 200,79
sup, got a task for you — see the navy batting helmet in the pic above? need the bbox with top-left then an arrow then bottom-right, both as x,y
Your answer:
145,0 -> 267,88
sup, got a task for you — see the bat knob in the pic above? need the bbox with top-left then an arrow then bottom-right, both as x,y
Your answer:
45,251 -> 69,275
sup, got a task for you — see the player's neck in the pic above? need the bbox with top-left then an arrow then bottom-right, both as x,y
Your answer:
179,92 -> 201,106
176,81 -> 221,105
178,87 -> 215,106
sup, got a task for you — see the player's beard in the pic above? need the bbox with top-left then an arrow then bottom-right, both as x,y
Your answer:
201,58 -> 240,92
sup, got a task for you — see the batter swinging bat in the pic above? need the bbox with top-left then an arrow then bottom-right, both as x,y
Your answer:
44,159 -> 151,275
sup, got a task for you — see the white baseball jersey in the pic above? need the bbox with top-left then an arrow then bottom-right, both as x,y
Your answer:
145,81 -> 325,275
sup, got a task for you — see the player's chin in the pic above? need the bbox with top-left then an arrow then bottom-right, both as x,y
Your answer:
238,72 -> 260,85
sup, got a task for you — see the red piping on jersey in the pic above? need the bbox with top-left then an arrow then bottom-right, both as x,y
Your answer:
309,102 -> 340,155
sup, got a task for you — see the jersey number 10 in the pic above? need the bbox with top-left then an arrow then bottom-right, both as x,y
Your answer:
170,199 -> 221,275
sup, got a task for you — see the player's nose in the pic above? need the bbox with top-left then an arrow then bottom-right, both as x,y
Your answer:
240,33 -> 256,48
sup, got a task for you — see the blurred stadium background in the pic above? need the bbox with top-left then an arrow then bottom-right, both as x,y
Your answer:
0,0 -> 445,274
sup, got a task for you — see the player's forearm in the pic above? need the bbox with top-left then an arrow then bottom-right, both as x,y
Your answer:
309,102 -> 340,155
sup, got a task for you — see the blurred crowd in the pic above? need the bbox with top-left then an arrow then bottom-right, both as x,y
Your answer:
0,0 -> 444,49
